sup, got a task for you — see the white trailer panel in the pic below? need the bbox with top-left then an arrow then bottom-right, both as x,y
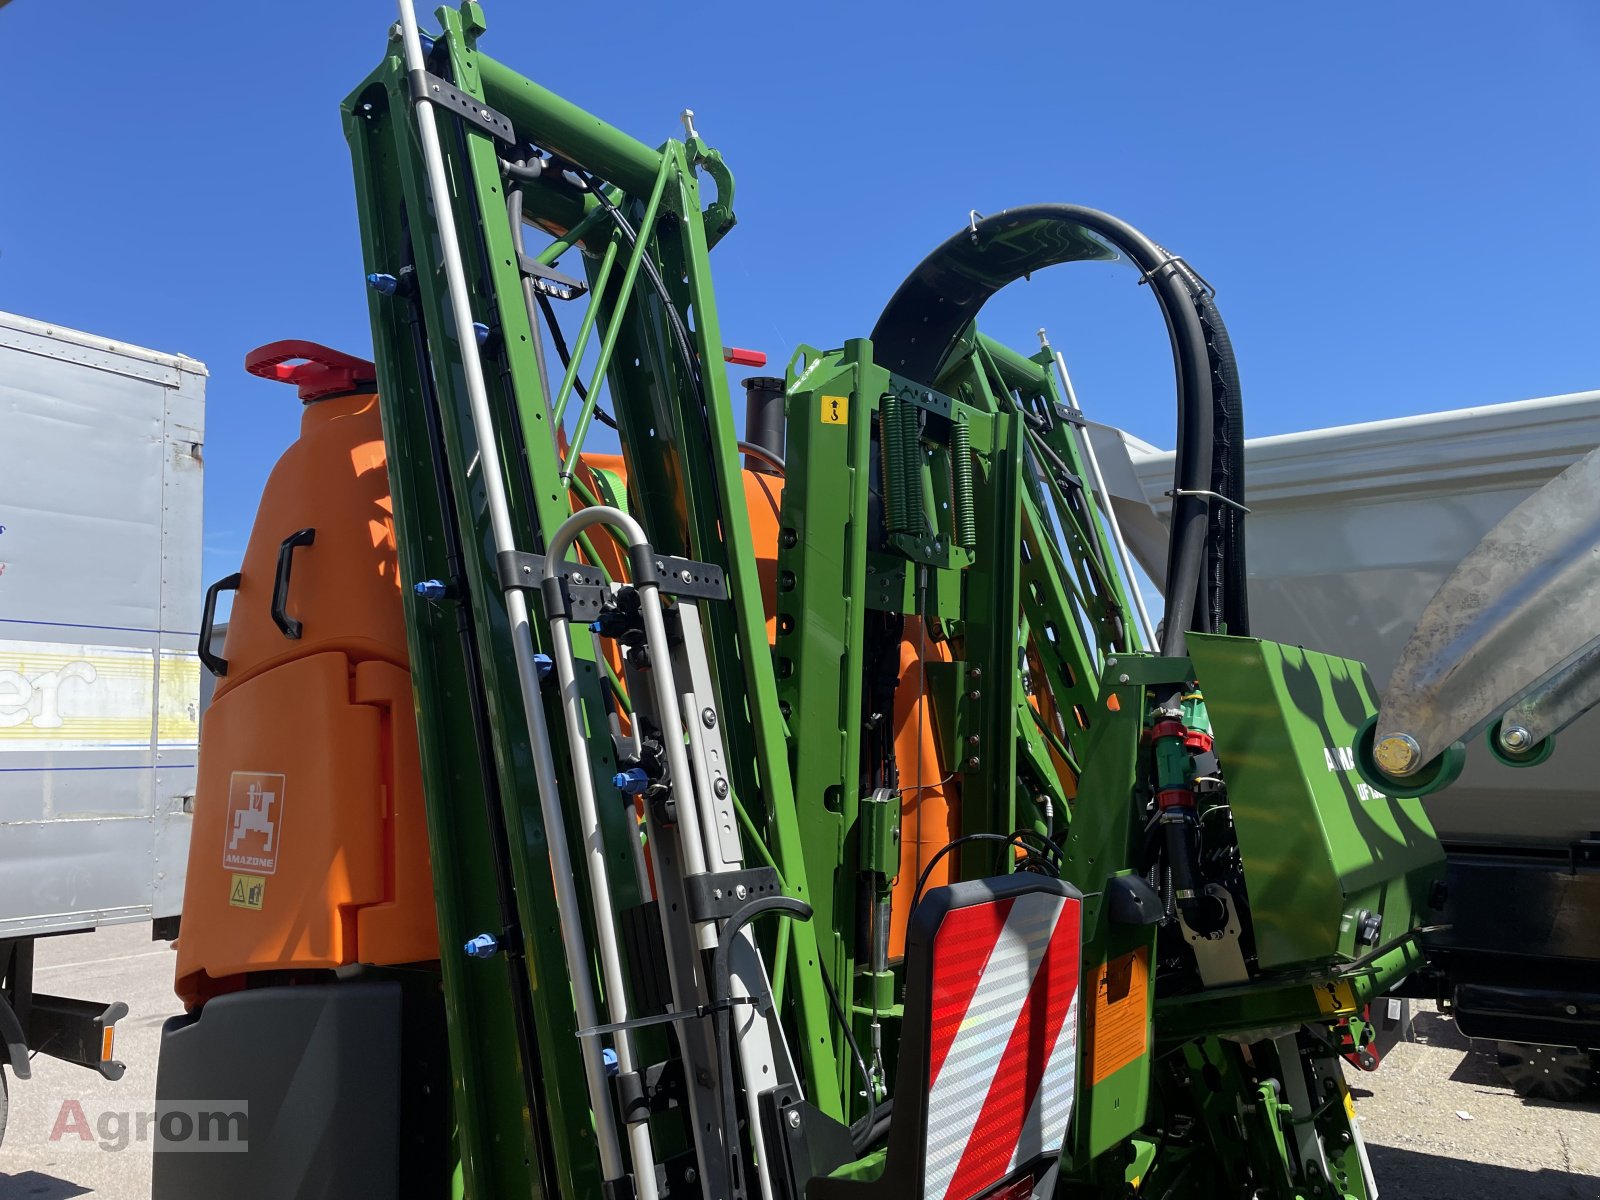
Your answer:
0,311 -> 205,934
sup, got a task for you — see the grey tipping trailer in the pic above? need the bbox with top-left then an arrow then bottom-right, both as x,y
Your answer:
0,310 -> 205,1131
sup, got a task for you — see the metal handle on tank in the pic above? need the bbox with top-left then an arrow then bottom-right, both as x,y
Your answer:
271,528 -> 316,640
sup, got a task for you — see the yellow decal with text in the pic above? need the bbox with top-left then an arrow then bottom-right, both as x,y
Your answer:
819,395 -> 849,425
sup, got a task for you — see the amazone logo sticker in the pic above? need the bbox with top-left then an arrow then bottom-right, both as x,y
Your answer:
223,772 -> 285,875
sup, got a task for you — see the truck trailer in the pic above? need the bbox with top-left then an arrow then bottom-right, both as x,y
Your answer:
0,310 -> 205,1136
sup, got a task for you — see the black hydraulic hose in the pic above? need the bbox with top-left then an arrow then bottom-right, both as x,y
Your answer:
1160,808 -> 1227,936
870,205 -> 1217,655
398,213 -> 562,1200
1197,294 -> 1248,635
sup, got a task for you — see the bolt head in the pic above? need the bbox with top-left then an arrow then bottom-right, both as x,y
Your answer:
786,1109 -> 802,1129
1118,673 -> 1130,684
1373,732 -> 1422,776
713,778 -> 730,798
1500,724 -> 1532,751
966,756 -> 981,769
735,884 -> 748,900
702,707 -> 717,727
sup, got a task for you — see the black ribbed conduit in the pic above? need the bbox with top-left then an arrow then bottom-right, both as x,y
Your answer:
870,204 -> 1247,652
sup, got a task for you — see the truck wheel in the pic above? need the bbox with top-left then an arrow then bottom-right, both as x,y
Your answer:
1496,1041 -> 1597,1100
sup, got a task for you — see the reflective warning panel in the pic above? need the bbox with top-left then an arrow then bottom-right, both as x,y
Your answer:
921,884 -> 1082,1200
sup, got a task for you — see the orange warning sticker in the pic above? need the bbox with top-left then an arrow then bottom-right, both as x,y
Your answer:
1084,946 -> 1150,1084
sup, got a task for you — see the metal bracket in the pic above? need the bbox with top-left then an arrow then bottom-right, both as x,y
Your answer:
1167,487 -> 1251,514
684,866 -> 782,923
517,253 -> 588,302
497,550 -> 604,591
407,70 -> 515,142
638,553 -> 728,602
884,375 -> 954,418
615,1059 -> 689,1128
1179,884 -> 1248,987
497,550 -> 607,621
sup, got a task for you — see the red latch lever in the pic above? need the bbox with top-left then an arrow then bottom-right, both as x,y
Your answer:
723,346 -> 767,368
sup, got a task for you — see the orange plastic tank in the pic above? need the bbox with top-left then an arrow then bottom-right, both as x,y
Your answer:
175,342 -> 437,1005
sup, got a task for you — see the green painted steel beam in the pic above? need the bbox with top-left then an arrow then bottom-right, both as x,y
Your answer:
474,50 -> 664,197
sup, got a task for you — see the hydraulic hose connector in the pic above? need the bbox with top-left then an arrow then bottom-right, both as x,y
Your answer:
1152,715 -> 1195,814
1180,690 -> 1213,755
1151,696 -> 1228,936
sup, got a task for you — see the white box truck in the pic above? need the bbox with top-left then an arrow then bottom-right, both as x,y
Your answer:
0,311 -> 205,1130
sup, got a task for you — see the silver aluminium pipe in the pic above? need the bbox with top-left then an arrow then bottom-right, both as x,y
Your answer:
392,0 -> 631,1185
544,507 -> 717,937
542,511 -> 668,1198
1038,328 -> 1158,649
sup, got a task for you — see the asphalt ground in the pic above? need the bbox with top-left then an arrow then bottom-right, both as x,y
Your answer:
0,924 -> 1596,1198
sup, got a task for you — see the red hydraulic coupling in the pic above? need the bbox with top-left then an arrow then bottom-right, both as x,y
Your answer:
1157,787 -> 1195,811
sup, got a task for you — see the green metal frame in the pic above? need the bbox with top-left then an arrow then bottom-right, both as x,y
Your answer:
337,8 -> 1447,1197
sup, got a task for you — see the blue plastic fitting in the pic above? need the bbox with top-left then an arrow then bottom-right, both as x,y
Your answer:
463,933 -> 500,959
473,322 -> 491,346
414,579 -> 449,601
367,272 -> 400,295
602,1048 -> 619,1077
533,653 -> 553,681
613,767 -> 650,795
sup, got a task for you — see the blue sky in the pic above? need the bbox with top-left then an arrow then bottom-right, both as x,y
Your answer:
3,2 -> 1597,589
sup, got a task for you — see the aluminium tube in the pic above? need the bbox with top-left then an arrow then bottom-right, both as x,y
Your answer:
540,514 -> 665,1196
542,506 -> 717,946
393,1 -> 630,1186
1039,329 -> 1158,649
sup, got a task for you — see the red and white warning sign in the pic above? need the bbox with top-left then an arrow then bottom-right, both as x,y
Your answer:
923,887 -> 1081,1200
222,771 -> 285,875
